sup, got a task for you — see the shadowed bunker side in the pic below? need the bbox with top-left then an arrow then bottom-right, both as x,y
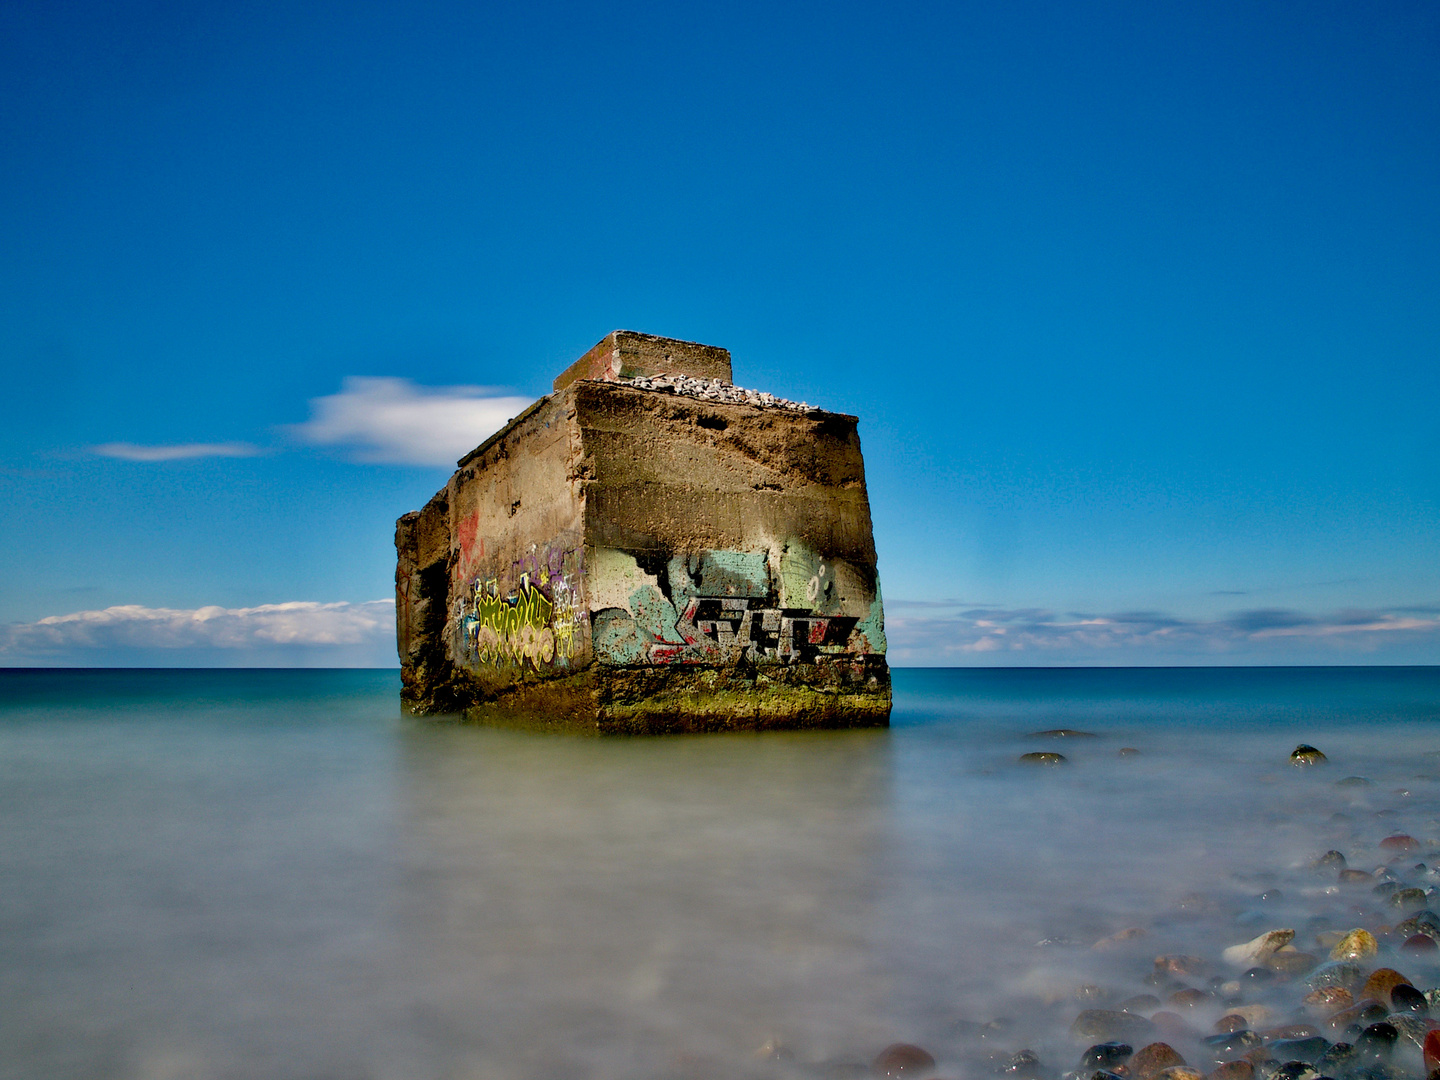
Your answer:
395,331 -> 890,733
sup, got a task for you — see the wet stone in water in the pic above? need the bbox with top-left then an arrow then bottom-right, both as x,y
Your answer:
1389,984 -> 1429,1015
1072,1011 -> 1158,1043
1077,1043 -> 1134,1072
1390,887 -> 1428,910
1304,987 -> 1355,1017
1381,835 -> 1421,852
1328,931 -> 1379,962
1404,932 -> 1439,953
1121,994 -> 1163,1014
1207,1062 -> 1255,1080
1215,1015 -> 1250,1035
1020,752 -> 1068,767
1312,851 -> 1348,871
1267,951 -> 1320,978
1005,1050 -> 1047,1078
1354,1022 -> 1399,1061
1291,745 -> 1329,766
1205,1030 -> 1263,1056
1129,1043 -> 1188,1080
1359,969 -> 1413,1007
1266,1039 -> 1330,1064
872,1043 -> 936,1077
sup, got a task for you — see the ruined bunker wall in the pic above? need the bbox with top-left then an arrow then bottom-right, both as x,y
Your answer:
571,382 -> 887,671
441,392 -> 590,695
395,488 -> 451,707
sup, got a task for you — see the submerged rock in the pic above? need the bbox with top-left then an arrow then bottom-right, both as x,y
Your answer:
1380,835 -> 1421,852
1028,729 -> 1098,739
1223,929 -> 1295,968
1389,887 -> 1428,910
1389,984 -> 1428,1015
1328,929 -> 1379,961
1077,1043 -> 1134,1072
1206,1062 -> 1254,1080
1308,962 -> 1366,990
872,1043 -> 936,1077
1291,745 -> 1328,766
1359,969 -> 1413,1007
1311,851 -> 1348,871
1129,1043 -> 1187,1080
1303,986 -> 1355,1017
1020,752 -> 1068,767
1072,1011 -> 1158,1043
1402,932 -> 1438,953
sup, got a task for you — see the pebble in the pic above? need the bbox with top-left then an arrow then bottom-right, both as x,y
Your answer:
1423,1027 -> 1440,1072
1266,951 -> 1319,978
614,374 -> 813,413
1077,1043 -> 1135,1071
1337,776 -> 1374,787
1327,999 -> 1391,1031
1328,929 -> 1379,961
1028,729 -> 1098,739
1265,1038 -> 1329,1064
1261,1026 -> 1321,1041
1302,986 -> 1354,1017
1119,748 -> 1141,757
1391,887 -> 1429,910
1072,1011 -> 1158,1043
1206,1062 -> 1254,1080
1223,930 -> 1295,968
1129,1043 -> 1187,1080
1390,984 -> 1430,1014
1408,932 -> 1440,953
1121,994 -> 1164,1013
1214,1015 -> 1249,1035
1355,1021 -> 1400,1058
1019,752 -> 1068,766
1312,851 -> 1348,871
1094,928 -> 1148,951
1360,968 -> 1414,1006
1169,988 -> 1212,1009
1307,961 -> 1365,990
1205,1030 -> 1264,1055
1381,835 -> 1422,852
1291,745 -> 1328,766
1339,869 -> 1375,884
1156,1068 -> 1203,1080
1004,1049 -> 1046,1078
1230,1005 -> 1274,1029
1156,956 -> 1208,977
871,1043 -> 936,1077
1394,911 -> 1440,937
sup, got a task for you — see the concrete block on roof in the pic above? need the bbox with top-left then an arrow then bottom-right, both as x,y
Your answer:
552,330 -> 733,392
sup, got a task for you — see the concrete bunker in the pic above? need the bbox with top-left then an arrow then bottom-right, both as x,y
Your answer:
395,330 -> 890,732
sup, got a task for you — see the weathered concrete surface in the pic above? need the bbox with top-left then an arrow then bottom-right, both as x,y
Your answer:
395,331 -> 890,732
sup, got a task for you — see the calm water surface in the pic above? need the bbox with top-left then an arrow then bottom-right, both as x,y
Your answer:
2,667 -> 1439,1080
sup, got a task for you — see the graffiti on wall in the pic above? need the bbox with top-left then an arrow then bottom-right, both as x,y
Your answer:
456,538 -> 585,671
589,544 -> 885,667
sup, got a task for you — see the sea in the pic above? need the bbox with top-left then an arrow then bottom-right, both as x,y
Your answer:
3,667 -> 1440,1080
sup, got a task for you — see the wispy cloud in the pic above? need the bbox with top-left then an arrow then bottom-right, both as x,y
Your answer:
1,600 -> 395,656
290,377 -> 534,466
93,442 -> 262,462
885,603 -> 1440,665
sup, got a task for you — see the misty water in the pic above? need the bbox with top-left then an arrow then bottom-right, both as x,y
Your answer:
3,668 -> 1440,1080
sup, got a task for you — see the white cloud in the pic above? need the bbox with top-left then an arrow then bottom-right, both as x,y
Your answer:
0,600 -> 395,656
290,377 -> 535,466
884,602 -> 1440,665
93,442 -> 262,461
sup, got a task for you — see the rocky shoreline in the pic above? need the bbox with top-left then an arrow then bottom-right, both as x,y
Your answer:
742,741 -> 1440,1080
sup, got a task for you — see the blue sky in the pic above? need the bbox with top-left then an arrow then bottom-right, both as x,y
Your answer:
2,0 -> 1437,666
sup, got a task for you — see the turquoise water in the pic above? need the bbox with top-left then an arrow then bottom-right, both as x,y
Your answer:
2,667 -> 1439,1080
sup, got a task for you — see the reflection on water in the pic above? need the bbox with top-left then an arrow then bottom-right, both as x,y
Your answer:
1,668 -> 1439,1079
